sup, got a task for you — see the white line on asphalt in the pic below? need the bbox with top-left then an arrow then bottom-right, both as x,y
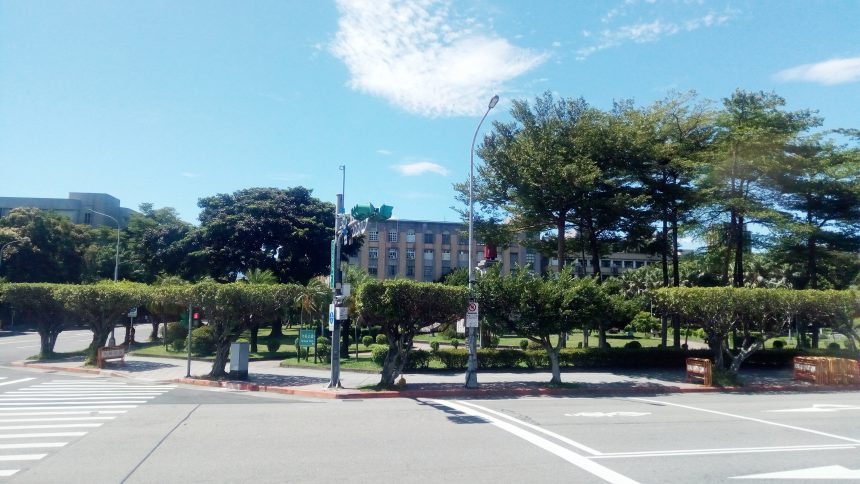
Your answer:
3,393 -> 167,397
630,398 -> 860,445
0,423 -> 103,430
0,378 -> 35,387
430,399 -> 638,484
29,385 -> 175,388
0,454 -> 47,461
0,432 -> 87,439
0,469 -> 20,477
0,401 -> 147,406
0,411 -> 126,417
456,400 -> 604,455
0,443 -> 67,450
0,416 -> 115,423
0,405 -> 137,411
590,443 -> 858,459
0,396 -> 155,401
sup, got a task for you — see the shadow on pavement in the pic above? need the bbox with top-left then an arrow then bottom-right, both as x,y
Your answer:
248,373 -> 329,387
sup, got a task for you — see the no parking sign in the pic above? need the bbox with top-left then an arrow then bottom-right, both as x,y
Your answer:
466,302 -> 479,328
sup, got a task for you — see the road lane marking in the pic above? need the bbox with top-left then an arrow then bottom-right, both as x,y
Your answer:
0,432 -> 87,439
630,398 -> 860,444
0,396 -> 156,401
429,399 -> 638,484
0,454 -> 47,461
0,416 -> 115,423
767,404 -> 860,413
0,470 -> 19,477
0,423 -> 103,430
566,412 -> 651,418
0,411 -> 126,416
0,405 -> 138,411
456,400 -> 604,455
4,393 -> 167,397
0,443 -> 67,450
0,401 -> 148,405
0,379 -> 35,387
590,443 -> 858,458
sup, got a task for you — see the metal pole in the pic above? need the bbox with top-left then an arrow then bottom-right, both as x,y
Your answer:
328,193 -> 344,388
186,301 -> 192,378
89,209 -> 120,346
466,94 -> 499,389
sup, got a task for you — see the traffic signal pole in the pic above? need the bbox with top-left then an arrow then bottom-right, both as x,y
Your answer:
328,193 -> 344,389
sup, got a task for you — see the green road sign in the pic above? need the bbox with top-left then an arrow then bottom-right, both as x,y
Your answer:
299,329 -> 316,347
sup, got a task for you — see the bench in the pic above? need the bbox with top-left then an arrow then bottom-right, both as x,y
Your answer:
685,357 -> 712,386
97,346 -> 126,368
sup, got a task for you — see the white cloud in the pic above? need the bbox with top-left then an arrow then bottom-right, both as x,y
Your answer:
330,0 -> 547,117
180,172 -> 199,178
552,41 -> 561,47
376,149 -> 393,155
578,7 -> 732,60
392,161 -> 450,176
775,57 -> 860,86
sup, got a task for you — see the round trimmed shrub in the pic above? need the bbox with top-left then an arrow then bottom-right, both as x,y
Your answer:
624,340 -> 642,349
519,339 -> 529,351
489,335 -> 501,348
771,339 -> 785,349
266,337 -> 281,353
362,335 -> 374,348
190,326 -> 216,356
450,338 -> 460,349
429,340 -> 440,352
370,344 -> 388,366
166,322 -> 188,352
828,342 -> 841,350
375,334 -> 388,345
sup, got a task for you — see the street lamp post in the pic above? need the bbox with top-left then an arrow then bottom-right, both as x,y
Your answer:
466,94 -> 499,389
89,209 -> 120,346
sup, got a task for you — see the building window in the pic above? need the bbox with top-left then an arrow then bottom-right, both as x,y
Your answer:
424,266 -> 433,279
510,252 -> 519,266
623,260 -> 634,269
525,253 -> 535,266
442,232 -> 450,244
406,248 -> 415,260
406,229 -> 416,243
613,260 -> 623,268
441,263 -> 451,275
368,267 -> 378,276
369,248 -> 378,259
388,248 -> 398,260
442,249 -> 451,261
388,230 -> 398,243
406,265 -> 414,277
424,232 -> 434,244
635,260 -> 645,268
84,212 -> 92,224
601,259 -> 610,268
369,230 -> 379,242
458,250 -> 468,262
423,249 -> 434,261
388,265 -> 397,276
458,236 -> 467,245
477,251 -> 484,260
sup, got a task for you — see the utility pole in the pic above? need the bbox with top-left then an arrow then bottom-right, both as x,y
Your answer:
328,193 -> 345,388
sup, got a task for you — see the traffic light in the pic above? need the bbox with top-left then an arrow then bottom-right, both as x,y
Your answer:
192,308 -> 202,326
350,203 -> 393,221
376,204 -> 393,221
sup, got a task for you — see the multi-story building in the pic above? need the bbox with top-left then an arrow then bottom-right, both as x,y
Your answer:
349,219 -> 543,281
0,192 -> 135,228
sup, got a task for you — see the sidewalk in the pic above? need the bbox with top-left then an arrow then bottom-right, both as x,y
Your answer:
13,353 -> 857,400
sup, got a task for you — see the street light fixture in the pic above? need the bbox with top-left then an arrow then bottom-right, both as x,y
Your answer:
89,209 -> 120,346
466,94 -> 499,389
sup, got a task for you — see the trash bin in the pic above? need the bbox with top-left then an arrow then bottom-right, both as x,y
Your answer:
229,342 -> 249,380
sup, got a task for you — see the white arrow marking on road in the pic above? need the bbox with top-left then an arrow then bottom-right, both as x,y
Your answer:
731,465 -> 860,479
768,404 -> 860,413
566,412 -> 651,418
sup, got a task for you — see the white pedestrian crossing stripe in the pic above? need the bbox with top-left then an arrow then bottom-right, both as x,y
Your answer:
0,377 -> 174,478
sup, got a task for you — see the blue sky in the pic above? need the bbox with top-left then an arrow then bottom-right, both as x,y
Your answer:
2,0 -> 859,234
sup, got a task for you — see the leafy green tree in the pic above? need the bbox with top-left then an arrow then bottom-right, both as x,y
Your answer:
146,278 -> 191,342
242,268 -> 279,351
764,136 -> 860,289
700,90 -> 819,286
356,280 -> 467,387
0,208 -> 91,283
197,187 -> 334,284
55,281 -> 149,363
0,284 -> 68,357
191,282 -> 249,378
122,204 -> 195,283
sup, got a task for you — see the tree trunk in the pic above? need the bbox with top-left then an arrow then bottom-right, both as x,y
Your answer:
556,218 -> 567,272
811,322 -> 820,349
340,319 -> 351,358
546,344 -> 561,385
733,214 -> 745,287
661,217 -> 669,287
582,326 -> 589,348
378,344 -> 401,388
795,318 -> 806,349
660,314 -> 668,347
671,207 -> 680,287
598,325 -> 607,349
271,315 -> 284,339
151,321 -> 161,341
39,332 -> 53,358
708,334 -> 724,370
210,342 -> 230,378
249,326 -> 259,354
807,230 -> 818,289
87,328 -> 111,364
672,314 -> 681,348
729,339 -> 764,373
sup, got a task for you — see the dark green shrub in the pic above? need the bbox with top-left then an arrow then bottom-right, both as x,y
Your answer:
828,342 -> 842,350
190,326 -> 216,356
477,348 -> 524,369
527,340 -> 543,351
624,340 -> 642,349
450,338 -> 460,349
370,344 -> 389,366
266,337 -> 281,353
771,339 -> 786,349
362,335 -> 374,348
442,323 -> 458,339
375,334 -> 388,345
317,336 -> 331,363
523,349 -> 548,369
166,322 -> 188,352
629,312 -> 660,333
404,349 -> 431,369
489,335 -> 501,348
519,339 -> 529,351
433,348 -> 469,369
429,340 -> 440,352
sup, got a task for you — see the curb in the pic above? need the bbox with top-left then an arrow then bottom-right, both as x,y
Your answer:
11,361 -> 132,380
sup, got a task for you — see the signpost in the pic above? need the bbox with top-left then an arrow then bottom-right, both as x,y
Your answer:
299,329 -> 316,347
466,302 -> 479,328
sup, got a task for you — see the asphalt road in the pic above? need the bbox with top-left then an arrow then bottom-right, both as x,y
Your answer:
0,326 -> 152,365
1,363 -> 858,483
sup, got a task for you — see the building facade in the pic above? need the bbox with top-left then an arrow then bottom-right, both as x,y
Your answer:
0,192 -> 135,228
